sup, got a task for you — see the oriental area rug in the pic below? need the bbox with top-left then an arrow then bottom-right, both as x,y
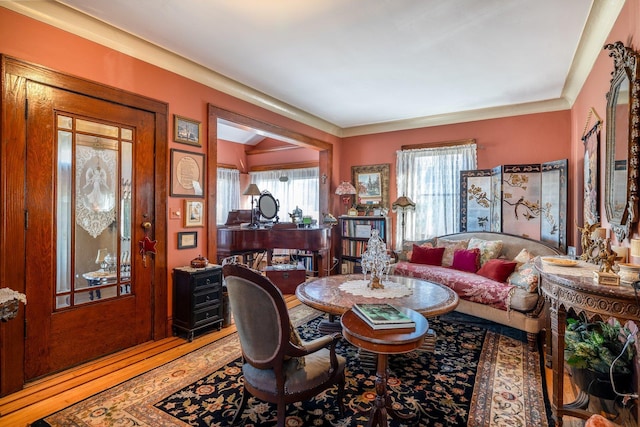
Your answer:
35,306 -> 552,427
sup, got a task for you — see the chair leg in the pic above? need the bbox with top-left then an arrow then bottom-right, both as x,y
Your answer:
337,378 -> 346,416
276,401 -> 286,427
231,386 -> 250,426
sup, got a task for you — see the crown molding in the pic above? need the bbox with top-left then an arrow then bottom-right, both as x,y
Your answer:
561,0 -> 625,107
1,1 -> 341,136
342,98 -> 572,137
1,0 -> 624,139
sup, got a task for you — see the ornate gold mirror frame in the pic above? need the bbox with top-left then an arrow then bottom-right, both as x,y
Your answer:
604,41 -> 640,241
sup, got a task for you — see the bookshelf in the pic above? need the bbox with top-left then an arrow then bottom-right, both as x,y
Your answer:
338,215 -> 391,274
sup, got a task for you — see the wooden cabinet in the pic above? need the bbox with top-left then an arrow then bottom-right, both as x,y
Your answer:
173,265 -> 223,341
537,258 -> 640,425
338,216 -> 391,274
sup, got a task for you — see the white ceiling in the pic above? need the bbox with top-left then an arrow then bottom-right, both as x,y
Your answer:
7,1 -> 622,136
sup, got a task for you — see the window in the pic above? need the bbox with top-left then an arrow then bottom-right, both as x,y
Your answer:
250,167 -> 319,221
216,167 -> 240,225
396,144 -> 476,247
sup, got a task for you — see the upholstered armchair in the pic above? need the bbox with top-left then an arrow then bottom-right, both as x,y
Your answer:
222,263 -> 346,426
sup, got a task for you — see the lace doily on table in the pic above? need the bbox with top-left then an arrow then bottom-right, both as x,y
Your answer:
339,279 -> 412,299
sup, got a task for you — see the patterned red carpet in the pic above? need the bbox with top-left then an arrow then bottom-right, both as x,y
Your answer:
35,306 -> 550,426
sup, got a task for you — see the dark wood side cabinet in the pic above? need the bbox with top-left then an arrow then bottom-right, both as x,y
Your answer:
537,258 -> 640,426
173,265 -> 224,341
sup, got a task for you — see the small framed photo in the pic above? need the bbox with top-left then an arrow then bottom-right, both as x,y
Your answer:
184,199 -> 204,227
171,149 -> 204,197
174,114 -> 201,146
177,231 -> 197,249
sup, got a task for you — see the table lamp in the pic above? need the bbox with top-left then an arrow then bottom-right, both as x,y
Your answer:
392,195 -> 416,246
335,181 -> 357,214
243,183 -> 261,227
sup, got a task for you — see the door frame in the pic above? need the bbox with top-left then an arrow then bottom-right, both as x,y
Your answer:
0,56 -> 169,395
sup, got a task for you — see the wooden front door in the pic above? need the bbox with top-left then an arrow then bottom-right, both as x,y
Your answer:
24,82 -> 156,380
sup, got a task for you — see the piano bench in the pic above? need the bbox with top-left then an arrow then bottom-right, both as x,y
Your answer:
264,264 -> 307,294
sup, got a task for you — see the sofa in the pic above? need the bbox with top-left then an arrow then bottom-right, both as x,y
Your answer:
389,231 -> 562,350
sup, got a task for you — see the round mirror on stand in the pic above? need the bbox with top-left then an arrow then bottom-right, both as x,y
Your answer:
257,191 -> 279,223
604,41 -> 640,241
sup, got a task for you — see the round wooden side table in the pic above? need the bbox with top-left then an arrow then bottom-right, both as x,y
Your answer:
341,307 -> 428,427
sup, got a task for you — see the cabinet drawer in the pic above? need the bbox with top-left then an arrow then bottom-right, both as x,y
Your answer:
194,270 -> 221,290
194,304 -> 222,327
193,288 -> 221,309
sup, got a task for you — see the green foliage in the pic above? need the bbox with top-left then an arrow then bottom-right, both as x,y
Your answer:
564,317 -> 635,374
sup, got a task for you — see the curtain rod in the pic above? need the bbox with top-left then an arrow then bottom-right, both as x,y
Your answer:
401,138 -> 476,151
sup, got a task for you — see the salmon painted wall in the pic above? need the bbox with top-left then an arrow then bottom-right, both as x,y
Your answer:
571,0 -> 640,250
0,7 -> 339,316
2,3 -> 639,290
340,110 -> 572,243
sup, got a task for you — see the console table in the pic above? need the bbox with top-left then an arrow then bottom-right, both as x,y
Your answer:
536,258 -> 640,426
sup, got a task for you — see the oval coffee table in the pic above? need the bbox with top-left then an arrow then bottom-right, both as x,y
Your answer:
296,274 -> 458,354
296,274 -> 458,319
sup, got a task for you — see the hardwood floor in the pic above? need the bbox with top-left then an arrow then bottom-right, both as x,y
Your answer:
0,297 -> 614,426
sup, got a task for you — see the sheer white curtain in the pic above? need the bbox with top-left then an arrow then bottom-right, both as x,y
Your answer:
250,167 -> 319,220
396,144 -> 477,248
216,167 -> 240,225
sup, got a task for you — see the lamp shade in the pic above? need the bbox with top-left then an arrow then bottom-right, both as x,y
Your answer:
243,183 -> 261,196
392,195 -> 416,212
335,181 -> 357,195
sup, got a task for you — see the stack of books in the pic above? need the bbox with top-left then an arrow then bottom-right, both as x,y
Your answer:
352,303 -> 416,330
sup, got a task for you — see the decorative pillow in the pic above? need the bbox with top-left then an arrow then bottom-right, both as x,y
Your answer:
468,238 -> 503,266
477,259 -> 518,282
451,248 -> 481,273
436,238 -> 469,267
403,238 -> 437,261
513,248 -> 535,264
410,245 -> 445,265
508,261 -> 539,292
286,324 -> 306,368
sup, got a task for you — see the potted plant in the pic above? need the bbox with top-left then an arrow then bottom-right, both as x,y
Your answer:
564,317 -> 636,399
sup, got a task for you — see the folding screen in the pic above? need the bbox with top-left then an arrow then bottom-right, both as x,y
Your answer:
460,159 -> 567,252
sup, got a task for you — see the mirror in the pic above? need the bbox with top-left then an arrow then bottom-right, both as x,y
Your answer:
258,191 -> 279,221
604,41 -> 640,241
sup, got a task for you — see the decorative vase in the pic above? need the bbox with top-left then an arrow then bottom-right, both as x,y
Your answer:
570,367 -> 632,400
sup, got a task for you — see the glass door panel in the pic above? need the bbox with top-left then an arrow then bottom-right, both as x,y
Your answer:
55,114 -> 134,309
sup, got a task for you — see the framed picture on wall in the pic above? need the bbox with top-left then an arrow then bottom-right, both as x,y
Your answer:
177,231 -> 198,249
184,199 -> 204,227
582,122 -> 601,226
174,115 -> 201,146
351,164 -> 390,210
170,149 -> 204,197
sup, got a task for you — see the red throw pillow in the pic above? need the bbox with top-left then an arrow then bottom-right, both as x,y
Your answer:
451,248 -> 480,273
477,259 -> 518,282
410,245 -> 445,265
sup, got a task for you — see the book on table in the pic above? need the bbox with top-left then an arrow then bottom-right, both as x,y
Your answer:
352,303 -> 416,330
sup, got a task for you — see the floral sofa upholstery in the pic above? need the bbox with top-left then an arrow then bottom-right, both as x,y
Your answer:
389,231 -> 562,350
